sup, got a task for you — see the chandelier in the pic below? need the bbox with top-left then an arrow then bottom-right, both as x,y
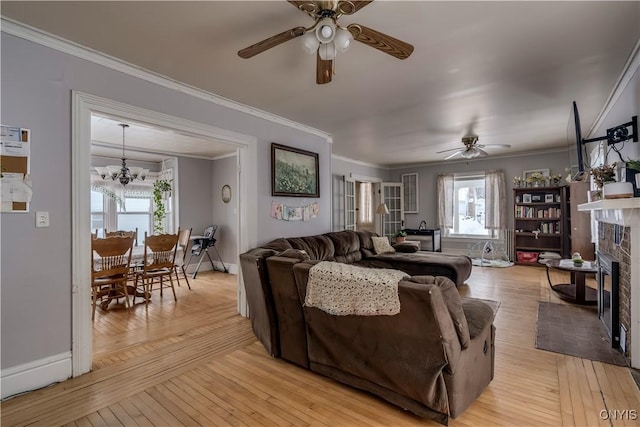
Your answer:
94,123 -> 148,186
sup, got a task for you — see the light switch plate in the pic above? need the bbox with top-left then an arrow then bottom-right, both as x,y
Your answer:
36,211 -> 50,228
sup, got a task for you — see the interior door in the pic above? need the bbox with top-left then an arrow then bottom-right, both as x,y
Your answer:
380,182 -> 404,238
344,176 -> 356,231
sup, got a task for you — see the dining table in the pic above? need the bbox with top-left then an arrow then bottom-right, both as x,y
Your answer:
94,245 -> 183,310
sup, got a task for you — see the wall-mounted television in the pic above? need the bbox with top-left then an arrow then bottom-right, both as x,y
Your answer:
567,101 -> 588,178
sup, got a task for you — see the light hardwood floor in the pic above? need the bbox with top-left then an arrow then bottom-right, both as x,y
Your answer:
2,266 -> 639,426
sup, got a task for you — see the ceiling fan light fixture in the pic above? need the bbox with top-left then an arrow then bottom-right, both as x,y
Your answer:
302,31 -> 320,54
461,147 -> 480,159
318,41 -> 337,60
315,18 -> 336,43
334,27 -> 353,52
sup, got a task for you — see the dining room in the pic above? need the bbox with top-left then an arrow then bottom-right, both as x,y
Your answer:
88,111 -> 243,362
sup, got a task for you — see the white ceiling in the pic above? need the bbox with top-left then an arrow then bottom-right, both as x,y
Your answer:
90,114 -> 235,162
3,1 -> 639,166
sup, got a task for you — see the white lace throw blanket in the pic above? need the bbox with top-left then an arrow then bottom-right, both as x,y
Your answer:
304,261 -> 408,316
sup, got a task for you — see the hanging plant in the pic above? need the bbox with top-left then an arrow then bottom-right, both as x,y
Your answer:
152,179 -> 172,234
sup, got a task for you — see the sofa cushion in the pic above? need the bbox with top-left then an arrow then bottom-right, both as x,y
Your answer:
278,249 -> 311,261
327,231 -> 362,264
288,234 -> 336,261
393,241 -> 421,253
356,230 -> 377,258
372,236 -> 395,254
263,238 -> 293,252
408,276 -> 470,348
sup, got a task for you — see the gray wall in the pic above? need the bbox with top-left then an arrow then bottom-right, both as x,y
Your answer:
177,156 -> 215,254
390,150 -> 572,230
212,155 -> 238,265
0,33 -> 331,370
258,135 -> 331,245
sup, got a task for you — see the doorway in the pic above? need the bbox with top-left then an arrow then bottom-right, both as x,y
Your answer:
72,92 -> 258,377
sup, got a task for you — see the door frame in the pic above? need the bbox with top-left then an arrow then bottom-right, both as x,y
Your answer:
71,91 -> 258,376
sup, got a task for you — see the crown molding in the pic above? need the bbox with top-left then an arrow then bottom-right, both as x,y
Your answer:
212,152 -> 238,161
1,18 -> 333,143
331,153 -> 387,170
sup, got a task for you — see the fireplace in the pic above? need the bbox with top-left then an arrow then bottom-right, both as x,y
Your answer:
597,252 -> 620,350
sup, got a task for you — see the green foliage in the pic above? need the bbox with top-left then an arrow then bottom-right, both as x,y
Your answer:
275,160 -> 316,194
395,230 -> 408,237
626,159 -> 640,172
153,179 -> 172,234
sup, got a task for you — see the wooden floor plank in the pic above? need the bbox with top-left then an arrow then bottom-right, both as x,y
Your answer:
2,267 -> 640,427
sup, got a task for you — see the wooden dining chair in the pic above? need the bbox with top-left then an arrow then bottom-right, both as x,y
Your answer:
174,227 -> 192,290
133,229 -> 180,305
105,228 -> 138,246
91,235 -> 135,320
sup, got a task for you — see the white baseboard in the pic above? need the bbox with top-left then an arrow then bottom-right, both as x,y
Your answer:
185,261 -> 238,275
1,351 -> 72,400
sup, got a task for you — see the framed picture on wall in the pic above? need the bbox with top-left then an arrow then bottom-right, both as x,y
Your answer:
271,143 -> 319,197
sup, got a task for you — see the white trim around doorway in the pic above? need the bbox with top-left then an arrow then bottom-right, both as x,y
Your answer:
72,91 -> 258,377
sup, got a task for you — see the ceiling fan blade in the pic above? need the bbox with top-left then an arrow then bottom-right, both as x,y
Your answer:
436,147 -> 465,154
287,1 -> 320,17
337,0 -> 374,16
476,148 -> 489,157
316,52 -> 333,84
347,24 -> 414,59
444,151 -> 463,160
238,27 -> 306,59
478,143 -> 512,149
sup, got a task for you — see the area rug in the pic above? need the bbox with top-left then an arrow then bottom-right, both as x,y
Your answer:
535,302 -> 627,366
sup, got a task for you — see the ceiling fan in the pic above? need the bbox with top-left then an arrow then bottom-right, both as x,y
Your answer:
436,136 -> 511,160
237,0 -> 414,84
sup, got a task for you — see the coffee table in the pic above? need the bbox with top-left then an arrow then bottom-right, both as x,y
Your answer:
545,259 -> 598,305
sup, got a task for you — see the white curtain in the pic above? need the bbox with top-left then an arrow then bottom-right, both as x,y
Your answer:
437,173 -> 455,229
358,182 -> 374,229
485,169 -> 506,230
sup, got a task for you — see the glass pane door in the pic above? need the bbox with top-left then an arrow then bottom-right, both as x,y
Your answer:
344,177 -> 356,231
381,182 -> 404,239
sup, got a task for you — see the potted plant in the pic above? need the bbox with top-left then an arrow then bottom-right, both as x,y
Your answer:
590,164 -> 616,188
624,159 -> 640,197
526,172 -> 546,187
395,230 -> 408,243
152,179 -> 172,234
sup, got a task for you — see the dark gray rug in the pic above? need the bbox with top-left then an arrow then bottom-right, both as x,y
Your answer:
535,302 -> 627,366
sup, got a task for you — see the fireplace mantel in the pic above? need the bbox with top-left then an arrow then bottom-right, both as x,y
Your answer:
577,198 -> 640,226
578,197 -> 640,368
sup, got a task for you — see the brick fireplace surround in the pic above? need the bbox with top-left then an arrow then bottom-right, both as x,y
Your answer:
579,198 -> 640,368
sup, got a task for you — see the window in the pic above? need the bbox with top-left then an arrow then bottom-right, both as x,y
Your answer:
90,170 -> 175,244
117,197 -> 151,245
448,177 -> 489,236
90,190 -> 105,235
402,173 -> 418,213
438,172 -> 505,238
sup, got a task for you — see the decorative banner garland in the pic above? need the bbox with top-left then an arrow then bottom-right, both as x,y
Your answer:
271,201 -> 319,221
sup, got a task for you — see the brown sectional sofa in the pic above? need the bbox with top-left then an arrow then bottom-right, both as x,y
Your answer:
240,230 -> 494,424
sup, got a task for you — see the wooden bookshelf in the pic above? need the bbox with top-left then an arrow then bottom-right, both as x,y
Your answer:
513,185 -> 569,266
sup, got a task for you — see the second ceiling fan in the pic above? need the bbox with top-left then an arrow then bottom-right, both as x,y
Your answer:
437,136 -> 511,160
237,1 -> 414,84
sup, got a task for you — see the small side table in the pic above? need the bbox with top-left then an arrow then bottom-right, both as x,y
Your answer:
545,259 -> 598,305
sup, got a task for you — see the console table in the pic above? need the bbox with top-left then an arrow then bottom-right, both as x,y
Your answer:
403,228 -> 441,252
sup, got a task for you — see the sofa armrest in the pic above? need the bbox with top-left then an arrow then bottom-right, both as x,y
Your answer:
265,256 -> 311,368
